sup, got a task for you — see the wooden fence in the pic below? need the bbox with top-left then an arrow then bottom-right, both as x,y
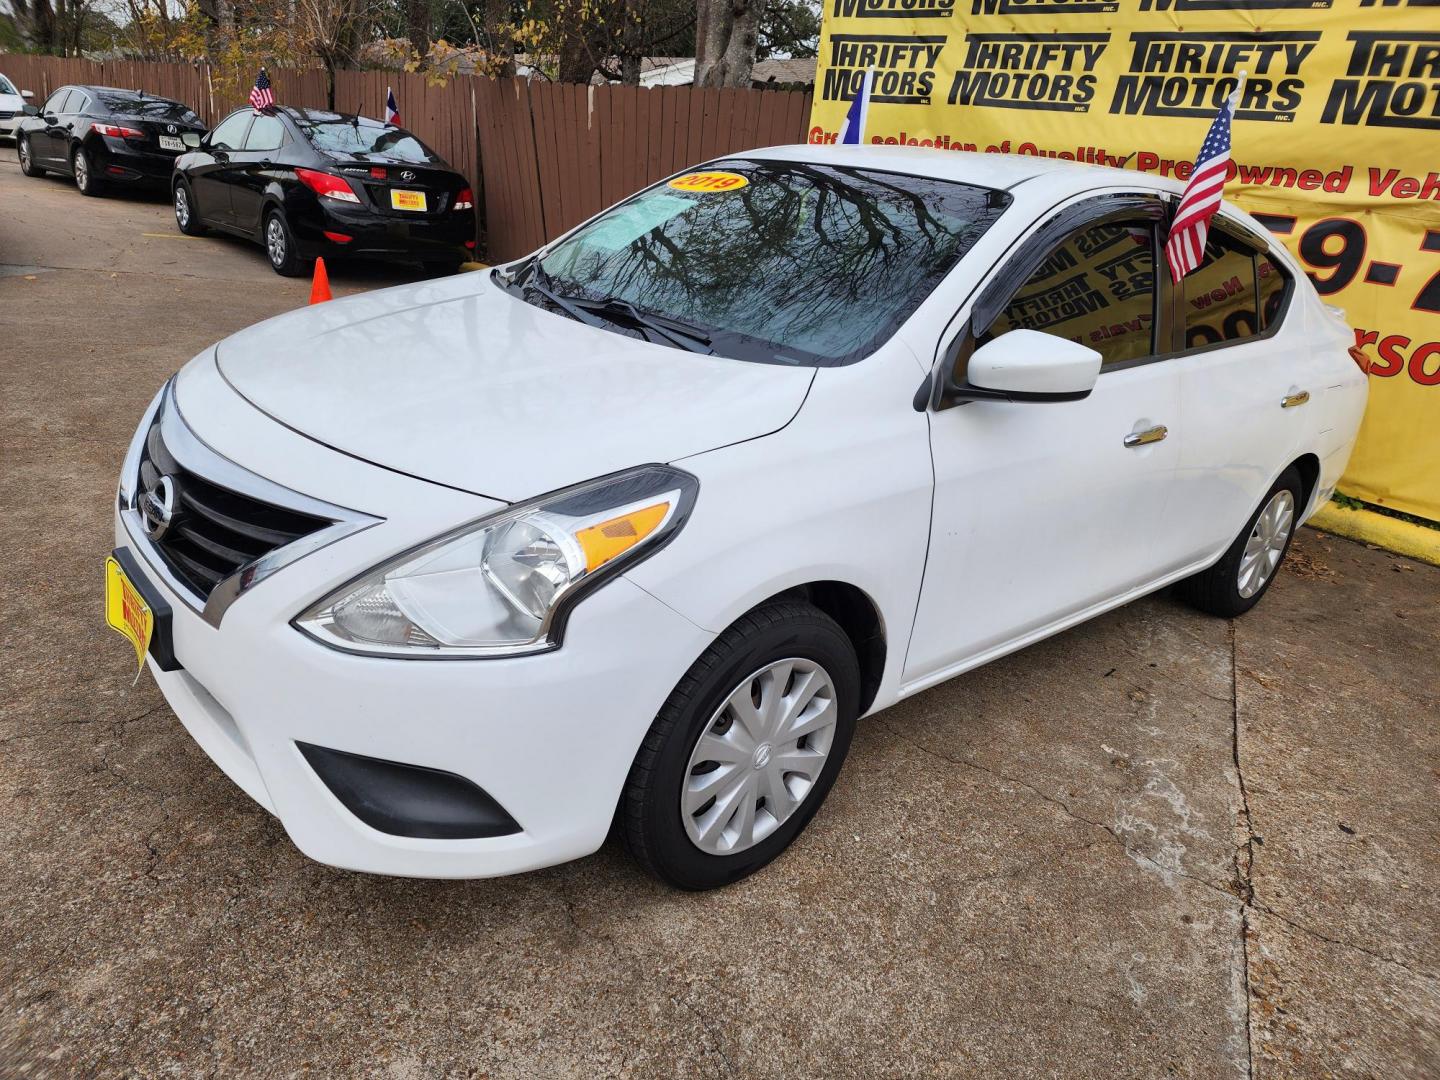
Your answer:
0,55 -> 813,260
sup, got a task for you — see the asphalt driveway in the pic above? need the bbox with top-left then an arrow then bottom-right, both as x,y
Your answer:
1,146 -> 1436,1078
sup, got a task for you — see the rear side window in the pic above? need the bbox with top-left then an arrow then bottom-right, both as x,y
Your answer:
1183,233 -> 1260,348
43,89 -> 73,114
1256,254 -> 1290,330
985,220 -> 1158,368
208,111 -> 252,151
244,114 -> 285,152
69,91 -> 92,114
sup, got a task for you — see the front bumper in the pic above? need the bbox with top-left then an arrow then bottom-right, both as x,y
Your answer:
115,368 -> 713,879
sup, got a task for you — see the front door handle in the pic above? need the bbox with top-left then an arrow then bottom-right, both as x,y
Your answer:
1281,391 -> 1310,408
1124,425 -> 1168,448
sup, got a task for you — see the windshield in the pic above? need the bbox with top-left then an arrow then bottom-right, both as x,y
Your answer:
518,159 -> 1009,365
0,76 -> 16,96
99,94 -> 200,124
291,113 -> 439,163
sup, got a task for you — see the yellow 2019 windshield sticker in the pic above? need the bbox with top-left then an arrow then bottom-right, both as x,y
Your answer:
668,171 -> 749,193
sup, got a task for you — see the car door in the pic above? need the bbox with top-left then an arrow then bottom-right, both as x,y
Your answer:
36,88 -> 74,166
226,112 -> 286,235
188,110 -> 253,228
904,197 -> 1182,685
1166,227 -> 1312,564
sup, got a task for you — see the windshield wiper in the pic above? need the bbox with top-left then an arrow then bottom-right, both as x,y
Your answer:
517,260 -> 608,331
569,296 -> 714,355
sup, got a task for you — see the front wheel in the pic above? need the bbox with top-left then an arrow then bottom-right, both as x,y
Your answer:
620,601 -> 860,890
73,145 -> 103,196
1177,467 -> 1302,618
264,209 -> 309,277
173,181 -> 206,236
17,135 -> 44,177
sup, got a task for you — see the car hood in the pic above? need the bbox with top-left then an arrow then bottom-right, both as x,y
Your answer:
0,93 -> 22,110
213,274 -> 815,501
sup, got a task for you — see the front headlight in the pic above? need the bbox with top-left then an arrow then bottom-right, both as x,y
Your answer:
294,465 -> 697,658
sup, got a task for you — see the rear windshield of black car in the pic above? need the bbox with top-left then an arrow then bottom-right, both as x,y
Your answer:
512,159 -> 1011,367
291,115 -> 440,163
97,94 -> 201,125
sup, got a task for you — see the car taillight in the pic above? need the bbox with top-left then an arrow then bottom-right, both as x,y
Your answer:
454,187 -> 474,211
92,122 -> 143,139
296,167 -> 361,204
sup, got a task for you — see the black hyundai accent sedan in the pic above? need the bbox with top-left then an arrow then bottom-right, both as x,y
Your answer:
172,106 -> 477,276
16,85 -> 206,195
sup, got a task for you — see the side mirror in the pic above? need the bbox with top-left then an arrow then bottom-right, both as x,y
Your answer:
182,131 -> 202,149
22,89 -> 34,99
22,104 -> 39,117
956,329 -> 1101,403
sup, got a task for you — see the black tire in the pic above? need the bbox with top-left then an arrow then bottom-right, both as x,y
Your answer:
621,600 -> 860,890
173,180 -> 206,236
263,209 -> 309,277
1177,466 -> 1303,618
17,135 -> 44,177
73,145 -> 103,196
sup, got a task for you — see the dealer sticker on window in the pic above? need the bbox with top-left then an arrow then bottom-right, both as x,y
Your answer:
667,171 -> 749,193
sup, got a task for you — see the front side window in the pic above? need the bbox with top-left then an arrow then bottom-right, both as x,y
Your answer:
244,114 -> 285,152
985,220 -> 1157,368
1183,233 -> 1260,348
68,91 -> 91,114
0,75 -> 18,96
521,160 -> 1010,365
208,111 -> 251,151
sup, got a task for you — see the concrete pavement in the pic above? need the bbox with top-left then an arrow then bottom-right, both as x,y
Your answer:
1,145 -> 1436,1078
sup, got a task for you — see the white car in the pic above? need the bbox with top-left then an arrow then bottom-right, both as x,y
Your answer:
111,146 -> 1367,889
0,73 -> 34,140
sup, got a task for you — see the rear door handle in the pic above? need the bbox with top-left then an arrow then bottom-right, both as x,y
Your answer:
1124,425 -> 1168,448
1281,391 -> 1310,408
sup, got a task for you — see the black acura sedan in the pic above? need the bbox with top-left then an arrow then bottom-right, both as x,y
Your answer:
172,106 -> 477,276
16,85 -> 206,195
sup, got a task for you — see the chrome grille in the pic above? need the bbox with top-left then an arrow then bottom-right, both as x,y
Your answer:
136,412 -> 329,600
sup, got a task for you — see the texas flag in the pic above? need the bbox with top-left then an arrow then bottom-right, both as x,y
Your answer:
839,69 -> 874,145
385,86 -> 402,127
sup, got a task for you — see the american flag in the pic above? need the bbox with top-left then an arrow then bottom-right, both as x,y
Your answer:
385,86 -> 402,127
1164,82 -> 1241,283
249,69 -> 274,113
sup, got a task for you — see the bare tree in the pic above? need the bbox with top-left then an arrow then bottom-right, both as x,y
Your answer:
695,0 -> 764,88
293,0 -> 385,107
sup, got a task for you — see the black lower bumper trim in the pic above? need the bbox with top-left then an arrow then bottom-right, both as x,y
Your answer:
297,742 -> 522,840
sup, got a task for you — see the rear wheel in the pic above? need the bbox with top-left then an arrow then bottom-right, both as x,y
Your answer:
17,135 -> 44,177
73,145 -> 103,196
264,209 -> 309,277
621,601 -> 860,890
173,180 -> 206,236
1177,467 -> 1302,618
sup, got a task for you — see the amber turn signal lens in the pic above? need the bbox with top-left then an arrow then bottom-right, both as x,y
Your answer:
574,503 -> 670,573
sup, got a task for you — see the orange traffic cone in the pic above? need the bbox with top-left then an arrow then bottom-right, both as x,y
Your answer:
308,257 -> 332,305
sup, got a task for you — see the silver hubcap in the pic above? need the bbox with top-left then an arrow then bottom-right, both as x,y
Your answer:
74,153 -> 87,187
682,657 -> 838,856
18,139 -> 28,166
175,187 -> 189,226
1238,489 -> 1294,598
266,217 -> 285,265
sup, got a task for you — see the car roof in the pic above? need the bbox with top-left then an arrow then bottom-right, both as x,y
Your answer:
281,106 -> 388,127
738,143 -> 1189,199
69,84 -> 185,105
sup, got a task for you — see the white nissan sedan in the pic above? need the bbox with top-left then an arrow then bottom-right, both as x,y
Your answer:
111,146 -> 1367,889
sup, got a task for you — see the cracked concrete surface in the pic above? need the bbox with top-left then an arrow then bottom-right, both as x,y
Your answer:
2,148 -> 1438,1077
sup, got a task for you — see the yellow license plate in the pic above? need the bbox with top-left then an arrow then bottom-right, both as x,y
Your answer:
390,189 -> 426,211
104,556 -> 153,676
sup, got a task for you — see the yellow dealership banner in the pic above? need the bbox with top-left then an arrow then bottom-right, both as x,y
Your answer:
810,1 -> 1440,523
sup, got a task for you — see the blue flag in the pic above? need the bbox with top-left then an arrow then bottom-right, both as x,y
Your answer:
840,69 -> 874,145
